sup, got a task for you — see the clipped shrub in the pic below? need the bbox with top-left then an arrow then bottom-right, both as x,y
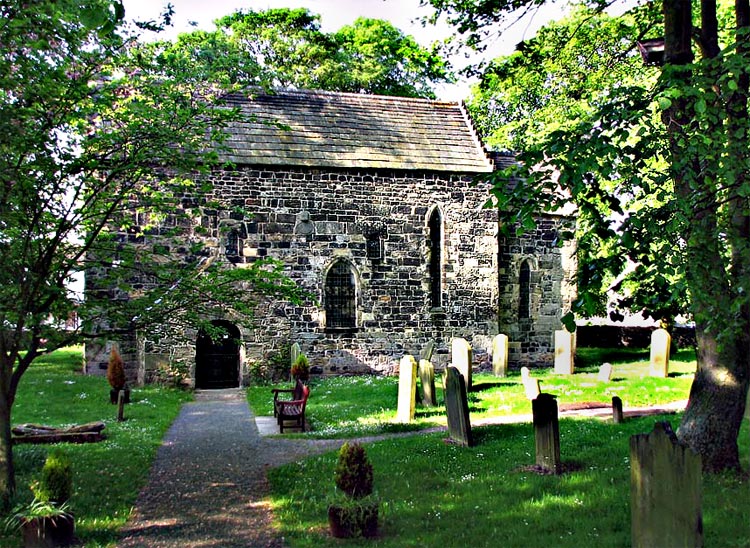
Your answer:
291,353 -> 310,381
106,345 -> 126,390
334,442 -> 373,499
32,449 -> 72,505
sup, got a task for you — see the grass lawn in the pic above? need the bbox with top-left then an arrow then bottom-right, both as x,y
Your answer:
247,347 -> 698,438
0,347 -> 191,547
251,347 -> 750,547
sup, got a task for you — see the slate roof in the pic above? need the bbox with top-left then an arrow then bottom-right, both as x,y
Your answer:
220,89 -> 494,173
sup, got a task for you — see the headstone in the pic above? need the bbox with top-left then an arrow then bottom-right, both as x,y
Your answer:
554,329 -> 575,374
630,421 -> 702,548
521,367 -> 540,400
492,334 -> 509,377
532,393 -> 561,474
451,338 -> 473,391
418,359 -> 437,407
649,329 -> 671,377
444,366 -> 473,446
598,362 -> 613,382
612,396 -> 624,424
396,355 -> 417,423
419,340 -> 436,362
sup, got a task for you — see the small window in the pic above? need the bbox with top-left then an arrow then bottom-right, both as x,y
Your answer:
225,230 -> 240,257
428,208 -> 442,308
325,261 -> 356,329
519,260 -> 531,319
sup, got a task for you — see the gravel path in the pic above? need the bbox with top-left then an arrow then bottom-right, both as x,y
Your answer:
117,389 -> 341,548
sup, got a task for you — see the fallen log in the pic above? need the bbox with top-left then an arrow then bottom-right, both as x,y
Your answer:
12,421 -> 106,444
13,431 -> 106,445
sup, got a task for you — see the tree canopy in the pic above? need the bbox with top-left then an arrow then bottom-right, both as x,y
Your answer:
433,0 -> 750,472
140,7 -> 453,98
0,0 -> 304,506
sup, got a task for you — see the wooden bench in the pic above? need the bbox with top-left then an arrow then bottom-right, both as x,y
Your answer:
272,379 -> 305,418
275,384 -> 310,433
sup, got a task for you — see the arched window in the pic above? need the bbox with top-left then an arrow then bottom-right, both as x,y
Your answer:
428,208 -> 442,308
325,261 -> 356,329
519,260 -> 531,319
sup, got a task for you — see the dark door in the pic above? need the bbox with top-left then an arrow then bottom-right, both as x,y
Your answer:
195,320 -> 240,389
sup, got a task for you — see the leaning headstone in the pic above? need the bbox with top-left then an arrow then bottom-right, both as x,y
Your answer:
649,328 -> 671,378
598,362 -> 613,382
532,393 -> 561,474
612,396 -> 624,424
492,334 -> 509,377
397,355 -> 418,423
521,367 -> 541,400
451,338 -> 473,391
630,421 -> 702,548
554,329 -> 575,374
419,359 -> 437,407
444,366 -> 473,446
419,340 -> 436,362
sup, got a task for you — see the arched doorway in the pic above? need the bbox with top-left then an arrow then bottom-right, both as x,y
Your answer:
195,320 -> 241,389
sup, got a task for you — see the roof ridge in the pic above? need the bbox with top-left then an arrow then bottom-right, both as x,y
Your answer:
236,87 -> 461,107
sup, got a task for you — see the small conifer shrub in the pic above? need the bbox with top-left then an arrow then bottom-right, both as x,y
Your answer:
334,442 -> 373,499
107,345 -> 126,390
32,449 -> 72,505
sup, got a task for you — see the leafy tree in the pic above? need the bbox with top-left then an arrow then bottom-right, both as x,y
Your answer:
143,8 -> 452,98
428,0 -> 750,472
0,0 -> 303,507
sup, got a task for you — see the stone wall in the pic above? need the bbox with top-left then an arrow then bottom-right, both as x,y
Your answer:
85,163 -> 575,384
498,215 -> 578,367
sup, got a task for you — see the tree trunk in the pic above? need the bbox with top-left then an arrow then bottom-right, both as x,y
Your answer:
679,328 -> 748,472
662,0 -> 750,471
0,385 -> 14,510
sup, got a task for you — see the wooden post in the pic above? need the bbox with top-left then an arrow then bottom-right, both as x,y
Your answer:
612,396 -> 624,424
630,421 -> 702,548
117,390 -> 126,422
532,393 -> 561,474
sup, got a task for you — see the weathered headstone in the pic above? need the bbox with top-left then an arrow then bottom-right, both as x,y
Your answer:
492,334 -> 509,377
444,366 -> 473,446
598,362 -> 613,382
397,355 -> 418,423
532,393 -> 561,474
649,328 -> 671,378
451,338 -> 473,391
554,329 -> 575,374
419,359 -> 437,407
630,421 -> 702,548
521,367 -> 541,400
290,342 -> 301,367
612,396 -> 624,424
419,340 -> 436,362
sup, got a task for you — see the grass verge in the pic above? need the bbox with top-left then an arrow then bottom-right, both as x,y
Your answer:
0,346 -> 190,547
268,413 -> 750,547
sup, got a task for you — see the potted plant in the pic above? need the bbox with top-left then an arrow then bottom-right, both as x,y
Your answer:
327,442 -> 379,538
290,353 -> 310,382
107,345 -> 130,404
5,450 -> 76,547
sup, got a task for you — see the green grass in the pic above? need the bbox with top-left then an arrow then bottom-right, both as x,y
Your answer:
247,348 -> 697,438
1,347 -> 191,547
268,414 -> 750,547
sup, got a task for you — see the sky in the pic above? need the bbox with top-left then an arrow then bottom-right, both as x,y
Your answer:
121,0 -> 570,101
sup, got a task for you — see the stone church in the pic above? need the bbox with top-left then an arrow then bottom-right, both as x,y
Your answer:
84,89 -> 576,387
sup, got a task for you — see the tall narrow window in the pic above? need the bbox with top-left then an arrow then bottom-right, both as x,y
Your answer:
225,229 -> 239,257
519,260 -> 531,319
325,261 -> 356,329
428,208 -> 442,308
